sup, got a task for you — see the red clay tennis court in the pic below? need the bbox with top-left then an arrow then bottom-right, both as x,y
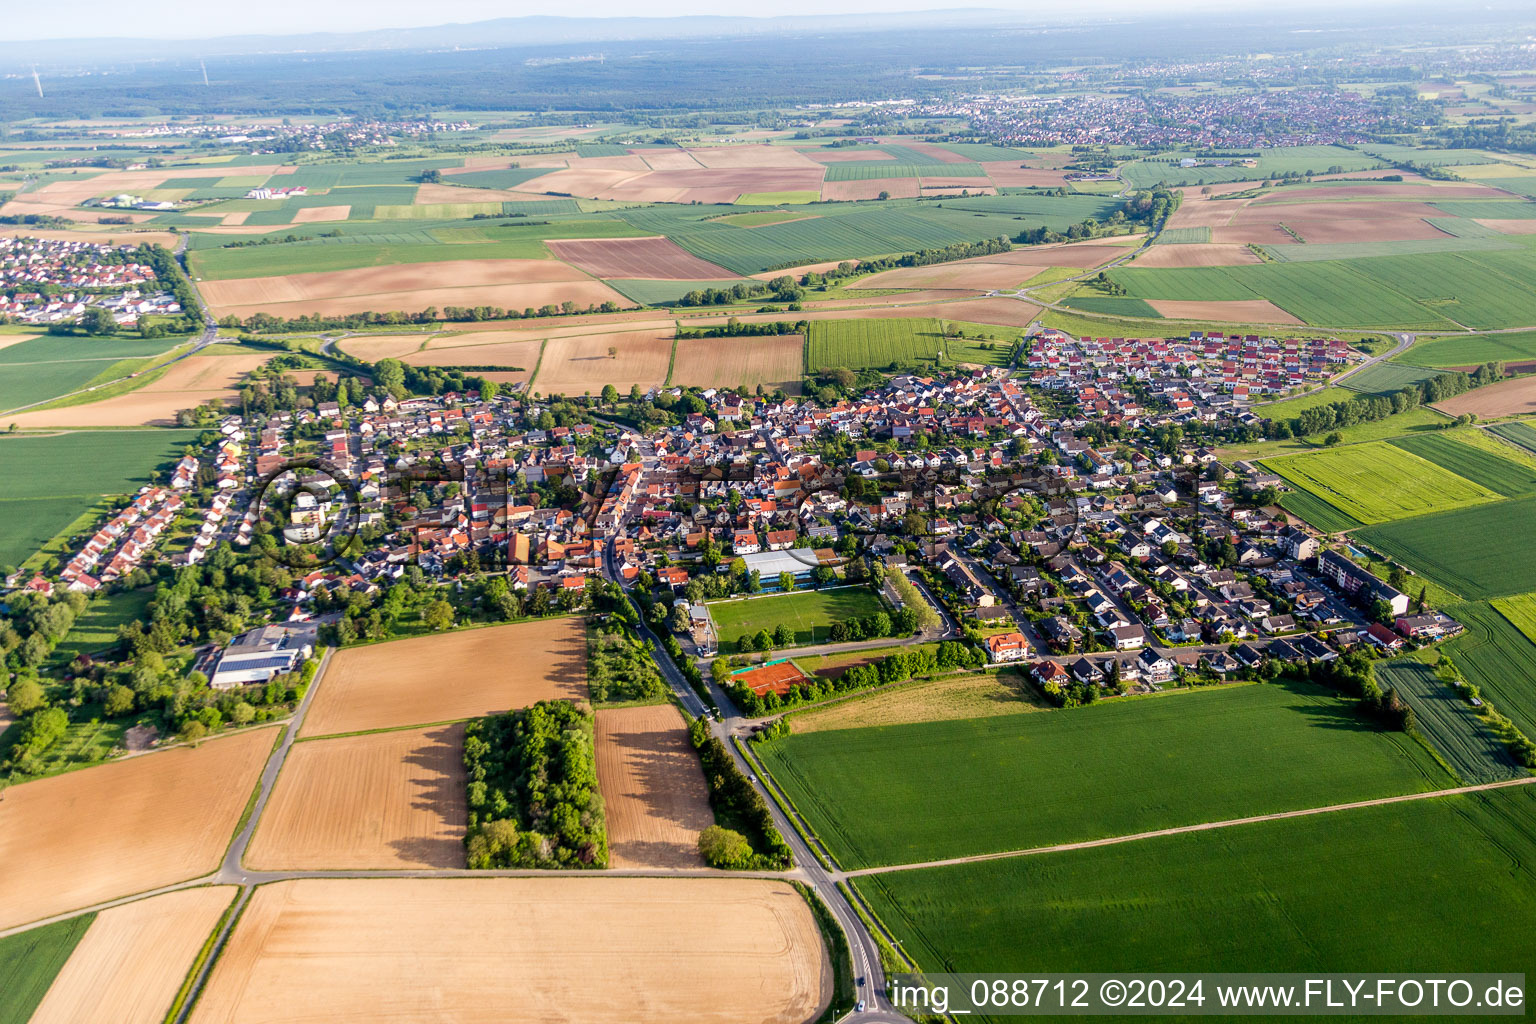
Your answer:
731,660 -> 810,696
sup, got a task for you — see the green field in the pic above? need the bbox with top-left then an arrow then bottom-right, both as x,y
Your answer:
1388,430 -> 1536,497
1260,236 -> 1516,263
372,202 -> 507,220
0,429 -> 198,571
859,786 -> 1536,981
737,191 -> 821,204
1277,489 -> 1365,534
1372,660 -> 1522,783
1356,494 -> 1536,600
606,278 -> 755,305
1337,361 -> 1443,394
1450,600 -> 1536,740
1061,296 -> 1163,318
1489,420 -> 1536,453
806,318 -> 944,371
0,335 -> 184,413
709,587 -> 887,648
1403,330 -> 1536,368
442,167 -> 563,190
713,209 -> 819,227
1152,226 -> 1211,244
0,912 -> 96,1024
1264,442 -> 1497,525
758,680 -> 1450,869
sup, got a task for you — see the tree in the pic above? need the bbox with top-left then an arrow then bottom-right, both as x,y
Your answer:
601,384 -> 618,404
79,307 -> 117,336
423,598 -> 454,632
773,623 -> 794,647
1323,432 -> 1343,447
778,571 -> 796,593
103,685 -> 136,717
697,825 -> 752,868
5,678 -> 46,716
753,628 -> 773,651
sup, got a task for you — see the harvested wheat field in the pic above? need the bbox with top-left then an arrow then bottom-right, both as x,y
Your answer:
301,618 -> 587,738
1147,299 -> 1303,324
220,211 -> 251,226
246,724 -> 466,870
0,227 -> 181,248
1434,375 -> 1536,419
819,177 -> 920,201
595,705 -> 713,869
1476,219 -> 1536,234
670,334 -> 803,393
515,166 -> 645,198
404,339 -> 541,380
201,259 -> 629,321
549,236 -> 737,279
640,149 -> 706,171
290,204 -> 349,223
601,168 -> 826,205
980,163 -> 1074,188
336,334 -> 427,360
29,887 -> 237,1024
990,242 -> 1128,268
0,727 -> 274,930
191,878 -> 831,1024
0,332 -> 38,353
691,144 -> 824,169
532,328 -> 674,395
1134,242 -> 1262,267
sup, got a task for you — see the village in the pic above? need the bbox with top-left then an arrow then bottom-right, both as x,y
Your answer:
5,321 -> 1460,706
0,236 -> 181,326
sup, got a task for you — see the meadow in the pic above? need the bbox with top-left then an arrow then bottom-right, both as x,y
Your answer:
858,786 -> 1536,981
756,680 -> 1450,869
1356,494 -> 1536,600
1402,330 -> 1536,368
709,587 -> 886,649
806,318 -> 944,371
1219,405 -> 1450,461
0,913 -> 96,1024
49,588 -> 155,665
1371,660 -> 1521,784
1448,601 -> 1536,740
1388,429 -> 1536,497
1264,442 -> 1497,525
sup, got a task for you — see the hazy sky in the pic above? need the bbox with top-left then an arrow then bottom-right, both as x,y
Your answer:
9,0 -> 1412,42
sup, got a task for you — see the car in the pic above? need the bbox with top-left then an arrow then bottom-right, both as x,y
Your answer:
856,1000 -> 866,1012
856,977 -> 865,987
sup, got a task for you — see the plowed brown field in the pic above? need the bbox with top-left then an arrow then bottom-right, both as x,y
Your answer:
595,705 -> 713,869
0,727 -> 275,930
245,724 -> 466,869
190,878 -> 831,1024
548,236 -> 737,279
1135,243 -> 1262,267
1434,375 -> 1536,419
300,618 -> 587,737
29,887 -> 236,1024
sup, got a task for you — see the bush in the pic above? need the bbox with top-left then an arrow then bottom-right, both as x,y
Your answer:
698,825 -> 753,868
